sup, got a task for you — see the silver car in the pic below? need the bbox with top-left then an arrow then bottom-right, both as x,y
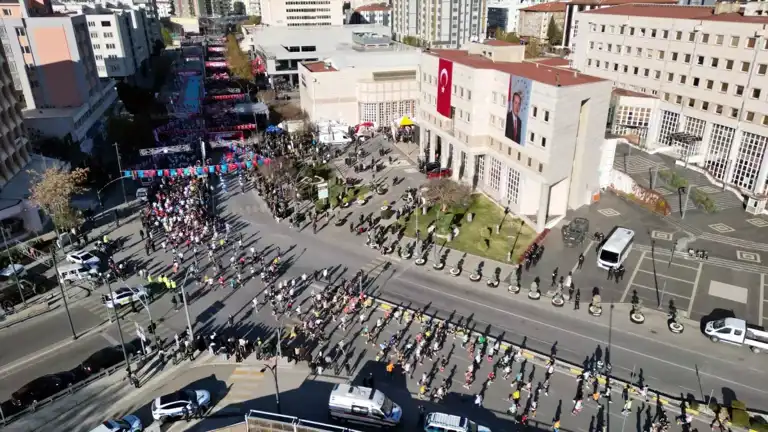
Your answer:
151,389 -> 211,422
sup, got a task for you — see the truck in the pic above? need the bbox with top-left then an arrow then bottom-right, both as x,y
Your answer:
704,317 -> 768,353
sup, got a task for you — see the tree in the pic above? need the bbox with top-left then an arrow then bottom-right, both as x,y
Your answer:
401,35 -> 421,47
232,1 -> 246,15
524,38 -> 542,58
226,34 -> 253,81
546,16 -> 563,46
423,178 -> 472,213
29,167 -> 89,232
495,29 -> 521,44
161,28 -> 173,47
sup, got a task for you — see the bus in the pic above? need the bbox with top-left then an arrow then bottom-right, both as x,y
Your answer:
597,226 -> 635,270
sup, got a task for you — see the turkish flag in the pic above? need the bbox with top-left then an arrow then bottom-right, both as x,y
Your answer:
436,58 -> 453,118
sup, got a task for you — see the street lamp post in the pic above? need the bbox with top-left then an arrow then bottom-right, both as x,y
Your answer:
179,268 -> 195,340
50,249 -> 77,340
120,279 -> 160,349
260,323 -> 282,414
0,227 -> 27,307
113,142 -> 128,205
106,278 -> 134,383
97,176 -> 132,209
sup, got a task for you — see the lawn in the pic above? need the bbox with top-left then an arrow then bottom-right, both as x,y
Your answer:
400,194 -> 536,263
314,178 -> 371,210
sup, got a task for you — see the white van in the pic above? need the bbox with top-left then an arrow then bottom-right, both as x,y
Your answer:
136,188 -> 149,202
58,263 -> 100,285
597,226 -> 635,270
328,384 -> 401,428
423,413 -> 491,432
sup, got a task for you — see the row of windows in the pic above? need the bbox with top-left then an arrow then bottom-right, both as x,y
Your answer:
88,21 -> 113,28
285,15 -> 333,20
285,0 -> 331,3
92,43 -> 118,50
660,91 -> 768,127
422,72 -> 473,101
589,23 -> 768,51
285,8 -> 331,12
287,22 -> 331,26
91,32 -> 115,39
588,43 -> 767,77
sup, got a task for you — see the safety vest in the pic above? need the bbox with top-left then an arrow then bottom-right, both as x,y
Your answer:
170,280 -> 177,289
147,275 -> 153,283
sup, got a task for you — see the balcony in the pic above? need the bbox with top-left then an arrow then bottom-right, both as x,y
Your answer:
437,117 -> 454,136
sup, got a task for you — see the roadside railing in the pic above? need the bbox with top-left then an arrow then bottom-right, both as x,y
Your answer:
245,410 -> 362,432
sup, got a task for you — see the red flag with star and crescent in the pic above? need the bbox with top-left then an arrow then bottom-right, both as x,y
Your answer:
436,58 -> 453,118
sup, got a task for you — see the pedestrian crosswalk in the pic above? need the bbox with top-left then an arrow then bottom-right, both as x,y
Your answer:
220,366 -> 265,403
77,293 -> 180,348
359,256 -> 398,289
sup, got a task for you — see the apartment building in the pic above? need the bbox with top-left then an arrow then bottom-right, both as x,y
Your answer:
156,0 -> 174,17
259,0 -> 343,26
419,41 -> 611,231
84,6 -> 152,78
391,0 -> 487,48
518,1 -> 566,43
486,0 -> 552,34
0,47 -> 29,188
349,3 -> 390,26
0,0 -> 118,144
570,2 -> 768,203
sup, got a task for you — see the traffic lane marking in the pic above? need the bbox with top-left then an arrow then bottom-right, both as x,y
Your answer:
637,269 -> 696,285
630,283 -> 692,301
631,272 -> 695,299
641,254 -> 701,271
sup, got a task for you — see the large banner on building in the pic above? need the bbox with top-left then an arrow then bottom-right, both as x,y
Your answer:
436,58 -> 453,118
504,74 -> 532,146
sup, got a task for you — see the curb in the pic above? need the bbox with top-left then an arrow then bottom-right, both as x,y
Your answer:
371,295 -> 757,428
0,303 -> 53,331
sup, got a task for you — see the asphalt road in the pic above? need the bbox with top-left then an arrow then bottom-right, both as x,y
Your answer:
3,137 -> 768,423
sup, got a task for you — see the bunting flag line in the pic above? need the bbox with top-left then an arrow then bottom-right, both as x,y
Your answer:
123,157 -> 270,179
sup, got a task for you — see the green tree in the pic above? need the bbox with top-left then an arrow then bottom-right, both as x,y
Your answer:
495,29 -> 521,44
29,167 -> 89,232
226,34 -> 253,81
546,16 -> 563,46
161,27 -> 173,47
401,35 -> 421,47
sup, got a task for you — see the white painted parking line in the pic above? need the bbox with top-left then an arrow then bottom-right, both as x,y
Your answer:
644,255 -> 700,271
761,274 -> 765,327
571,240 -> 595,274
620,250 -> 646,303
687,262 -> 703,317
632,282 -> 691,300
637,269 -> 695,284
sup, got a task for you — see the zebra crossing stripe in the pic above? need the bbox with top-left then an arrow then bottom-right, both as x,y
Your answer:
634,244 -> 768,273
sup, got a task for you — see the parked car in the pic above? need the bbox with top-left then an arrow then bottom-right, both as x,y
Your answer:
562,217 -> 590,247
101,285 -> 149,309
81,345 -> 136,375
11,374 -> 70,407
89,415 -> 143,432
427,168 -> 452,179
419,161 -> 440,173
151,389 -> 211,422
0,279 -> 43,311
66,250 -> 102,267
0,264 -> 27,281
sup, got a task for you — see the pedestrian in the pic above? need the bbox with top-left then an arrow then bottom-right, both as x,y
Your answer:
139,229 -> 145,240
386,361 -> 394,379
574,289 -> 581,310
577,253 -> 584,270
474,393 -> 483,407
417,405 -> 426,427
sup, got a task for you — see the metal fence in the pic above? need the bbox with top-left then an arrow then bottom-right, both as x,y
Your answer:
244,410 -> 362,432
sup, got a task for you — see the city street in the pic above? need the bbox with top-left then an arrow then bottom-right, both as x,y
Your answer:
4,135 -> 768,429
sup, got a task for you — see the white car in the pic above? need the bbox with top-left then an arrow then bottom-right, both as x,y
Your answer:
151,389 -> 211,422
66,250 -> 102,267
89,415 -> 143,432
101,286 -> 149,309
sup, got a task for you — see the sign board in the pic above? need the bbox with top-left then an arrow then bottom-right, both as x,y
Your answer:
317,182 -> 329,200
135,322 -> 147,342
139,144 -> 192,156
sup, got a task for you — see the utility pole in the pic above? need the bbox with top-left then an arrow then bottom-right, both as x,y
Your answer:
51,250 -> 77,340
1,228 -> 27,307
107,279 -> 133,383
114,142 -> 128,205
681,186 -> 692,219
180,268 -> 195,340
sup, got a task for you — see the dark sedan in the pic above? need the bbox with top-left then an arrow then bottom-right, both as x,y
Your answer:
562,217 -> 590,247
81,344 -> 137,375
11,374 -> 71,407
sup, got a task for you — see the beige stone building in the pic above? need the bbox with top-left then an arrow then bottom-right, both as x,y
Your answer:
518,1 -> 566,43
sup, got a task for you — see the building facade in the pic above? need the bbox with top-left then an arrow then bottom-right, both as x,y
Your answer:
0,47 -> 30,188
419,42 -> 611,231
350,3 -> 390,26
85,6 -> 153,78
571,2 -> 768,202
517,1 -> 566,43
391,0 -> 487,48
298,40 -> 420,125
486,0 -> 552,34
242,24 -> 390,85
259,0 -> 343,26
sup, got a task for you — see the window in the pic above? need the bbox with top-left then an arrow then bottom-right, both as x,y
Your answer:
657,50 -> 665,60
506,167 -> 520,204
720,82 -> 729,93
91,32 -> 98,38
658,110 -> 680,145
654,70 -> 661,80
489,157 -> 502,191
529,131 -> 535,143
692,77 -> 700,87
679,75 -> 687,85
95,54 -> 103,60
532,106 -> 538,118
541,137 -> 547,148
688,32 -> 696,42
746,37 -> 756,49
103,32 -> 113,38
106,43 -> 116,49
741,61 -> 751,72
538,163 -> 543,173
701,33 -> 710,43
751,88 -> 762,99
14,27 -> 25,36
730,36 -> 739,47
688,98 -> 696,108
543,111 -> 549,122
667,72 -> 674,82
675,95 -> 683,105
671,52 -> 678,61
704,124 -> 735,182
735,85 -> 744,96
662,30 -> 669,39
706,79 -> 714,90
88,21 -> 95,27
644,68 -> 650,77
745,111 -> 755,122
758,64 -> 767,75
701,101 -> 709,111
685,54 -> 693,64
92,43 -> 100,49
709,57 -> 718,67
101,21 -> 111,27
730,108 -> 739,118
725,59 -> 734,71
675,31 -> 682,41
715,104 -> 723,115
732,132 -> 768,190
715,34 -> 724,45
2,8 -> 11,15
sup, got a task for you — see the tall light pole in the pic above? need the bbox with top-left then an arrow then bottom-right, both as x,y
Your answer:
106,278 -> 133,382
1,227 -> 27,307
260,320 -> 282,414
50,249 -> 77,340
120,279 -> 160,349
179,267 -> 195,340
113,142 -> 128,205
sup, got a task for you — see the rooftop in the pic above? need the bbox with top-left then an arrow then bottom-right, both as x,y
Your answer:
521,2 -> 567,12
582,3 -> 768,22
356,3 -> 389,12
564,0 -> 676,5
427,49 -> 605,87
612,88 -> 655,98
303,61 -> 338,73
530,57 -> 570,67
